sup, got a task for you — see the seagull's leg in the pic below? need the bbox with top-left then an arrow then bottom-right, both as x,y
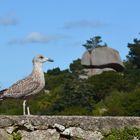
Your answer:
27,106 -> 30,115
23,100 -> 26,115
26,100 -> 31,115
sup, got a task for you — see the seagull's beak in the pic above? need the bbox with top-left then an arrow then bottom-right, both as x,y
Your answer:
48,58 -> 54,62
45,58 -> 54,62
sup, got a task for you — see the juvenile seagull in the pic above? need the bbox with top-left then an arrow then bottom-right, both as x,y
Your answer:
0,55 -> 54,115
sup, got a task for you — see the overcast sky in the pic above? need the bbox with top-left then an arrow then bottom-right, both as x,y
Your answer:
0,0 -> 140,88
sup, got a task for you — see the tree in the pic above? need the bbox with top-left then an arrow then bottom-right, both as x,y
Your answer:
82,36 -> 107,51
69,59 -> 84,76
127,38 -> 140,69
47,79 -> 96,115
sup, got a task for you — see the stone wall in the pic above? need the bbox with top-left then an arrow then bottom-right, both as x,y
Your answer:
0,116 -> 140,140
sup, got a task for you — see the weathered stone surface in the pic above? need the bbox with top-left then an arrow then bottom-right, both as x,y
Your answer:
0,129 -> 12,140
53,123 -> 65,131
0,116 -> 14,128
19,129 -> 60,140
92,131 -> 104,140
83,68 -> 116,77
62,127 -> 103,140
0,116 -> 139,131
0,116 -> 139,140
81,47 -> 124,72
59,138 -> 68,140
6,126 -> 17,134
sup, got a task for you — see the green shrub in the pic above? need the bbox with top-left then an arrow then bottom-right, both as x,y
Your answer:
12,132 -> 22,140
95,88 -> 140,116
102,127 -> 140,140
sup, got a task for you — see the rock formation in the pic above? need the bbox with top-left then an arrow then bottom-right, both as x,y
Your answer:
81,47 -> 124,76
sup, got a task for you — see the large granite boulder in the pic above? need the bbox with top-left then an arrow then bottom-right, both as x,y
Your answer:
81,47 -> 124,72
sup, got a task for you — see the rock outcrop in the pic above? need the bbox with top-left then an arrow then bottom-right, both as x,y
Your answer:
81,47 -> 124,76
0,116 -> 139,140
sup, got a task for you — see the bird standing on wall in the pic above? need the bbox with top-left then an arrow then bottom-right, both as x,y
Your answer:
0,55 -> 54,115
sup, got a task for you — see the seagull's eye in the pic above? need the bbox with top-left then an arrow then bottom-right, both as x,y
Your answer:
39,56 -> 44,59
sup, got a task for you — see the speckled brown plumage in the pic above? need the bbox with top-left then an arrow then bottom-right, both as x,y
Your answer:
0,55 -> 53,100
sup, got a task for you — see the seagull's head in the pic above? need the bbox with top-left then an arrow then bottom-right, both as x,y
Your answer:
33,55 -> 54,64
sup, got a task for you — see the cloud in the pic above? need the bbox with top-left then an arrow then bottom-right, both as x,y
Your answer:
0,16 -> 18,26
63,20 -> 106,29
9,32 -> 64,45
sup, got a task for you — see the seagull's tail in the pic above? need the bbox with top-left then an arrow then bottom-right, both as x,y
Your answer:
0,89 -> 7,100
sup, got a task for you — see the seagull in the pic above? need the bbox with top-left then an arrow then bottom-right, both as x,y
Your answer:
0,55 -> 54,115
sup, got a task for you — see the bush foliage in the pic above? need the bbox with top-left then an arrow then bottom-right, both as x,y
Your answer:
103,127 -> 140,140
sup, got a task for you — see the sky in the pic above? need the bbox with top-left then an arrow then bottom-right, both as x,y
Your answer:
0,0 -> 140,88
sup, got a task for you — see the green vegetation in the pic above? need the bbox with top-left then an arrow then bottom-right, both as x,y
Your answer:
12,132 -> 22,140
127,38 -> 140,69
82,36 -> 107,50
102,127 -> 140,140
0,36 -> 140,116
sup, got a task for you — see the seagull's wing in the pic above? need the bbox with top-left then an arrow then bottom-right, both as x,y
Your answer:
3,76 -> 40,98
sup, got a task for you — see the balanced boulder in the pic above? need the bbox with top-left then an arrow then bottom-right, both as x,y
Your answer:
81,47 -> 124,76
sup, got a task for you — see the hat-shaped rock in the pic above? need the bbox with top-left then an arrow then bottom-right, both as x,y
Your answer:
81,47 -> 124,71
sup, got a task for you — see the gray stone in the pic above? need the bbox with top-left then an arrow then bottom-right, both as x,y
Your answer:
6,126 -> 17,134
0,129 -> 12,140
24,121 -> 35,131
0,116 -> 14,128
61,128 -> 71,136
83,68 -> 116,77
81,47 -> 124,75
62,127 -> 103,140
0,116 -> 139,131
0,116 -> 139,140
19,129 -> 60,140
53,123 -> 65,131
91,131 -> 104,140
59,138 -> 68,140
